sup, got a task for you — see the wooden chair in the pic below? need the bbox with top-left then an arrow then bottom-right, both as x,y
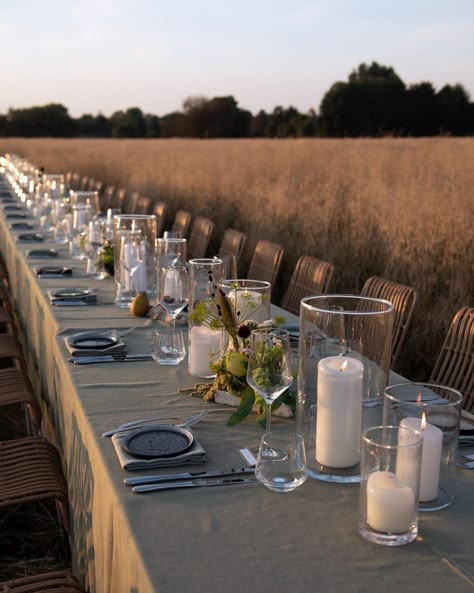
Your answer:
127,191 -> 140,213
430,306 -> 474,413
86,177 -> 96,192
70,172 -> 81,190
187,216 -> 215,260
247,240 -> 284,288
218,228 -> 247,263
153,201 -> 167,237
0,571 -> 86,593
171,210 -> 192,238
0,436 -> 69,532
361,276 -> 417,369
282,255 -> 335,315
93,180 -> 104,195
135,196 -> 152,214
101,185 -> 116,211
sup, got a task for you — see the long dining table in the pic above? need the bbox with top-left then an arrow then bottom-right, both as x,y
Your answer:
0,176 -> 473,593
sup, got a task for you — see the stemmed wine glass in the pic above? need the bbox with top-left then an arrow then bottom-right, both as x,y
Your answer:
120,232 -> 145,297
158,265 -> 189,328
246,328 -> 293,433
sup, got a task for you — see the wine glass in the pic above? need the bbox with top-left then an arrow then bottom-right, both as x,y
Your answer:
120,232 -> 145,297
158,265 -> 189,328
246,328 -> 293,433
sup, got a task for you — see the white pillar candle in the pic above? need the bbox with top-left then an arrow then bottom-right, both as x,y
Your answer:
316,357 -> 364,468
228,289 -> 269,323
188,326 -> 226,377
366,471 -> 416,533
399,416 -> 442,501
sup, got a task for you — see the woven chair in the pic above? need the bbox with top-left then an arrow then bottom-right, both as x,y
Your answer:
187,216 -> 215,260
86,177 -> 95,192
70,173 -> 81,191
127,191 -> 140,213
114,188 -> 128,212
218,228 -> 247,263
153,201 -> 167,237
79,176 -> 89,191
429,306 -> 474,413
171,210 -> 192,238
0,367 -> 42,431
247,240 -> 284,288
0,570 -> 86,593
135,196 -> 152,215
0,333 -> 25,368
282,255 -> 335,315
64,171 -> 74,188
93,180 -> 104,195
360,276 -> 417,369
0,436 -> 69,532
101,185 -> 116,212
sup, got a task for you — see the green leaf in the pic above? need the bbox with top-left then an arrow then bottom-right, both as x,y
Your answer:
226,386 -> 255,427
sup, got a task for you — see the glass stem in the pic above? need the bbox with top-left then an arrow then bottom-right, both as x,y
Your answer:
266,401 -> 272,432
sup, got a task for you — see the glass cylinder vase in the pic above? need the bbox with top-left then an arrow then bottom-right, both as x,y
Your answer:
188,258 -> 226,378
296,295 -> 395,483
113,214 -> 157,307
218,279 -> 271,325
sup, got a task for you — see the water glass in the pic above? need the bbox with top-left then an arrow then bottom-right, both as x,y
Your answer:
152,329 -> 186,365
256,432 -> 307,493
359,425 -> 423,546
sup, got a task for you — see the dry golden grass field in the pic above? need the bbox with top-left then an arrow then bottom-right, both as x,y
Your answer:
1,137 -> 473,380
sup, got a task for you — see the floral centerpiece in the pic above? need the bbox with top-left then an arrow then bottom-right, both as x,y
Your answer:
185,281 -> 295,427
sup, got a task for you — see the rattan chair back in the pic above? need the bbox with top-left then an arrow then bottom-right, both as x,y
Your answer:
0,570 -> 87,593
153,202 -> 167,237
247,240 -> 284,287
361,276 -> 417,369
171,210 -> 192,238
114,188 -> 128,211
135,196 -> 152,214
282,255 -> 335,315
430,306 -> 474,413
79,175 -> 89,191
187,216 -> 215,260
101,185 -> 116,211
218,228 -> 247,262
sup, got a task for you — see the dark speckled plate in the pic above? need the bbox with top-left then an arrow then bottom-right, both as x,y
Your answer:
123,425 -> 194,459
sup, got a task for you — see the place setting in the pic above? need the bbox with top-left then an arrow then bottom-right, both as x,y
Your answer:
48,287 -> 98,306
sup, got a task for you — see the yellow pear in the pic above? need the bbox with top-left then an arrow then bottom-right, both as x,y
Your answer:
130,292 -> 151,317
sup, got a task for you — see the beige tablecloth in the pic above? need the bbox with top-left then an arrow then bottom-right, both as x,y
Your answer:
1,178 -> 473,593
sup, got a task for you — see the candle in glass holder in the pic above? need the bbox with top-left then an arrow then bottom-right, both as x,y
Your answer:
316,356 -> 364,468
188,326 -> 226,378
399,414 -> 442,501
366,471 -> 416,533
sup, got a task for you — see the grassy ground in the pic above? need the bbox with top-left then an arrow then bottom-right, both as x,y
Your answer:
1,137 -> 473,379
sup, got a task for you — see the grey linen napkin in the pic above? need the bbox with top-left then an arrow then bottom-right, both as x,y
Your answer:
112,432 -> 207,471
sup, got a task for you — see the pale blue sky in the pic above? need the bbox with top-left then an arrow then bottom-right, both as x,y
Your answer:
1,0 -> 473,117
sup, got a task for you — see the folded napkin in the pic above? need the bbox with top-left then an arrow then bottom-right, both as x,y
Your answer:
112,432 -> 207,471
64,329 -> 126,357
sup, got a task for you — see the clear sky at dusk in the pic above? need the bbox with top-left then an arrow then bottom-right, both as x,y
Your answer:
1,0 -> 473,118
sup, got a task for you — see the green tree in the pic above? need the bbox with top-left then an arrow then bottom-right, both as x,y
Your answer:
405,82 -> 439,136
76,113 -> 111,137
110,107 -> 147,138
4,103 -> 76,137
437,84 -> 472,135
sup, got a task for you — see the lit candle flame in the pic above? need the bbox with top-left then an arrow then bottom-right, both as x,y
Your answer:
421,411 -> 427,431
417,392 -> 422,404
339,360 -> 348,372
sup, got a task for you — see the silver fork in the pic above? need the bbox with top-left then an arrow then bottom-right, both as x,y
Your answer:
102,409 -> 209,438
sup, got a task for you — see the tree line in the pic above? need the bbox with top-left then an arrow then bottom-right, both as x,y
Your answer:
1,62 -> 473,138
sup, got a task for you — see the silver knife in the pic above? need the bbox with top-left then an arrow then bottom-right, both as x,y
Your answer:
132,476 -> 258,493
124,467 -> 255,486
69,354 -> 153,364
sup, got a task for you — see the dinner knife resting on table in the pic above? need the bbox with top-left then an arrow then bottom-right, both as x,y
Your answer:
132,476 -> 258,493
124,467 -> 255,486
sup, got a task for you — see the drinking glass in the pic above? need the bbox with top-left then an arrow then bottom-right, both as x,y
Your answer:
246,328 -> 293,432
256,431 -> 307,492
156,237 -> 187,268
158,266 -> 189,328
120,233 -> 145,298
152,329 -> 186,365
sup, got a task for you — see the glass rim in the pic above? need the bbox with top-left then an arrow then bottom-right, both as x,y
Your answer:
113,213 -> 156,220
261,430 -> 305,442
385,382 -> 463,406
157,237 -> 187,243
69,190 -> 98,196
188,258 -> 222,264
301,294 -> 394,315
362,425 -> 424,449
219,279 -> 271,288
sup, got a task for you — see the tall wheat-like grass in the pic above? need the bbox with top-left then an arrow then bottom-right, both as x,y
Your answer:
1,137 -> 473,379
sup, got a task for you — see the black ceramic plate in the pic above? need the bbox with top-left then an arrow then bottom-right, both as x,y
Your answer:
68,331 -> 119,350
17,233 -> 44,242
50,287 -> 92,298
27,249 -> 58,259
34,266 -> 72,278
460,414 -> 474,436
123,425 -> 194,459
10,222 -> 35,230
